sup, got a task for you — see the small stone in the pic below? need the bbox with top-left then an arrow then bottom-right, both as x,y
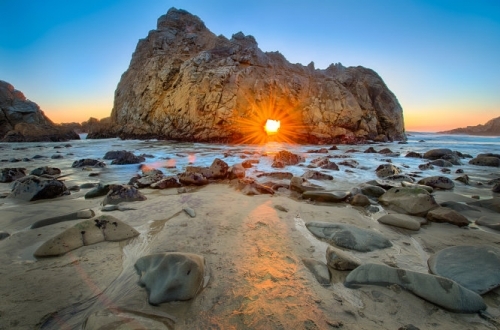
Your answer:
183,207 -> 196,218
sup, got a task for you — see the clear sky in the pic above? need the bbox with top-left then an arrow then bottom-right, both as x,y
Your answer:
1,0 -> 499,132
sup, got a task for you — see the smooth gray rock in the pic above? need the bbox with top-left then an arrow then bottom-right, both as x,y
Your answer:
306,222 -> 392,252
350,194 -> 370,207
401,181 -> 433,193
290,176 -> 323,193
34,215 -> 139,257
418,176 -> 454,190
85,183 -> 110,199
30,166 -> 61,177
326,245 -> 361,270
31,209 -> 95,229
468,198 -> 500,213
302,258 -> 331,286
476,215 -> 500,231
8,175 -> 68,201
423,148 -> 453,160
135,252 -> 207,305
377,214 -> 422,231
359,184 -> 386,198
345,263 -> 486,313
183,207 -> 196,218
72,159 -> 106,168
302,191 -> 350,203
469,156 -> 500,167
379,187 -> 438,216
428,245 -> 500,294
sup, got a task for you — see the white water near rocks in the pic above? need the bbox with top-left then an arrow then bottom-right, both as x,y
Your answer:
1,132 -> 499,328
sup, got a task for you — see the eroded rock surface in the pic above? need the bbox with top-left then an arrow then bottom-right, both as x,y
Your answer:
107,8 -> 406,143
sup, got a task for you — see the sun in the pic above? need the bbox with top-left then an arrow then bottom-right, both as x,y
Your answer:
264,119 -> 280,135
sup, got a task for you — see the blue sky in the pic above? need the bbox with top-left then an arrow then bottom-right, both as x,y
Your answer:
0,0 -> 499,131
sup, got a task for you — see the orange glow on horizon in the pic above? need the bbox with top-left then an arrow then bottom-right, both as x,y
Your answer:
264,119 -> 280,135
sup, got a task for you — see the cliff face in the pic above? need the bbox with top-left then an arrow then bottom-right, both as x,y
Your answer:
111,8 -> 405,143
438,117 -> 500,136
0,80 -> 79,142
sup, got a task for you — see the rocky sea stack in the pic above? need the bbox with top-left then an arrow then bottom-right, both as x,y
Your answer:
0,80 -> 79,142
107,8 -> 406,144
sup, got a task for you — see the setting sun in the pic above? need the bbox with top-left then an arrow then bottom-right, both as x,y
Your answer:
264,119 -> 280,135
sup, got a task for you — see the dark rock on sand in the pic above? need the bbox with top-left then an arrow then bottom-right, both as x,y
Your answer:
426,207 -> 469,227
135,252 -> 207,304
423,148 -> 453,160
326,245 -> 361,270
228,163 -> 246,179
0,167 -> 26,182
150,176 -> 182,189
405,151 -> 422,158
178,172 -> 209,186
345,263 -> 486,313
9,175 -> 68,201
34,215 -> 139,257
102,184 -> 147,205
379,187 -> 438,216
30,166 -> 61,177
31,209 -> 95,229
469,156 -> 500,167
418,176 -> 454,190
302,191 -> 350,203
377,214 -> 423,231
358,184 -> 386,198
454,174 -> 469,185
85,183 -> 111,199
110,151 -> 146,165
428,245 -> 500,294
306,222 -> 392,252
72,159 -> 106,168
302,258 -> 331,286
0,232 -> 10,240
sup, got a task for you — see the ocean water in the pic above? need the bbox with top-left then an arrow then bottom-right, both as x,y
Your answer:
0,132 -> 499,199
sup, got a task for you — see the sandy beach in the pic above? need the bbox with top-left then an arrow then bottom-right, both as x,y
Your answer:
0,137 -> 500,330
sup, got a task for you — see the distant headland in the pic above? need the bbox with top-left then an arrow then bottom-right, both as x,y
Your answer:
438,117 -> 500,136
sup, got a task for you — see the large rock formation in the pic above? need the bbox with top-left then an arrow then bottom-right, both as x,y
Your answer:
438,116 -> 500,136
0,80 -> 79,142
109,8 -> 406,144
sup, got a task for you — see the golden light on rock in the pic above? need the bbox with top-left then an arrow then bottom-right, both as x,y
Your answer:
264,119 -> 280,135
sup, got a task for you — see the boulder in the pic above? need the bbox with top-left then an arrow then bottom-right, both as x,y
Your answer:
109,9 -> 405,143
430,159 -> 454,167
426,207 -> 469,227
375,164 -> 401,178
310,157 -> 339,170
401,181 -> 433,193
228,163 -> 246,179
468,198 -> 500,213
256,171 -> 293,180
345,263 -> 486,313
379,187 -> 438,216
306,222 -> 392,252
208,158 -> 229,179
377,214 -> 423,231
110,151 -> 145,165
423,149 -> 453,160
428,245 -> 500,294
302,170 -> 333,180
135,252 -> 207,304
0,167 -> 26,182
405,151 -> 422,158
151,176 -> 182,189
178,172 -> 209,186
338,159 -> 359,168
326,245 -> 361,270
455,174 -> 469,185
359,184 -> 386,198
350,194 -> 370,207
72,159 -> 106,168
302,191 -> 350,203
8,175 -> 68,201
302,258 -> 331,286
272,150 -> 305,167
469,157 -> 500,167
0,232 -> 9,240
102,184 -> 147,205
417,176 -> 454,190
34,215 -> 139,257
30,166 -> 61,177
